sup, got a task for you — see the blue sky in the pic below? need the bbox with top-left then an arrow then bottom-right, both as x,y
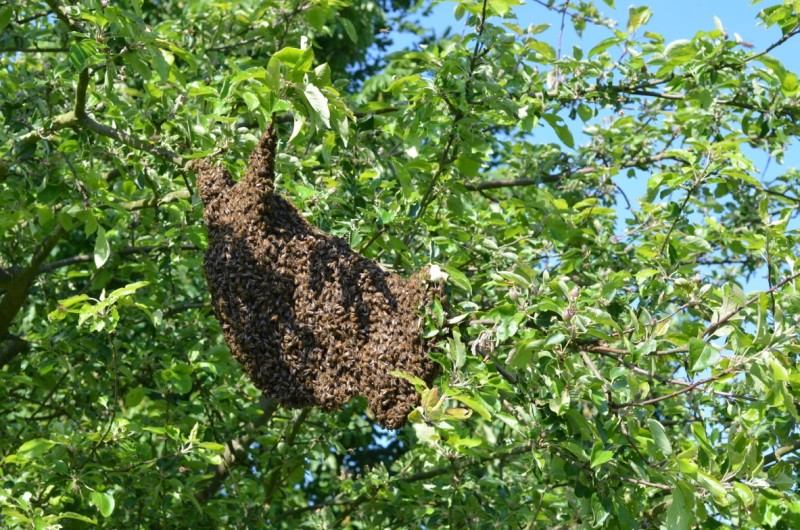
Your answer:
389,0 -> 799,292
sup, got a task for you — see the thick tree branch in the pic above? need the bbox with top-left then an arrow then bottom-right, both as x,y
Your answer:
42,0 -> 84,32
77,110 -> 184,166
72,70 -> 183,165
0,266 -> 20,290
763,439 -> 800,466
17,68 -> 183,166
0,335 -> 30,367
0,226 -> 65,346
196,397 -> 279,503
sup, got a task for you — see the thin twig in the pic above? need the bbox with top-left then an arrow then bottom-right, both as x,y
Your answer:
658,175 -> 704,257
39,244 -> 198,273
276,440 -> 539,521
611,476 -> 672,491
703,271 -> 800,337
614,367 -> 737,409
556,1 -> 569,61
746,27 -> 800,62
466,152 -> 680,190
264,408 -> 311,504
589,346 -> 752,401
0,47 -> 69,53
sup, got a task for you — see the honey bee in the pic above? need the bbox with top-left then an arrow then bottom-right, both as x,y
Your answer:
194,124 -> 441,429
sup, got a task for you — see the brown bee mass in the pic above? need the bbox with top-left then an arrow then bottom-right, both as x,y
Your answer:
192,125 -> 440,429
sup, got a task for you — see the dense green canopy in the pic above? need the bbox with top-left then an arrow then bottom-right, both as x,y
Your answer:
2,0 -> 800,528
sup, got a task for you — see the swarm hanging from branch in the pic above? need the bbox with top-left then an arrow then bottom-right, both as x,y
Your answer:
192,125 -> 441,429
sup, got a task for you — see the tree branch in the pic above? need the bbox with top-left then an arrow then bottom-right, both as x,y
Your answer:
613,367 -> 738,409
0,46 -> 69,53
39,244 -> 198,274
0,225 -> 65,349
703,271 -> 800,338
0,335 -> 30,367
0,266 -> 20,290
18,68 -> 184,166
264,408 -> 311,504
747,27 -> 800,62
466,152 -> 680,191
588,346 -> 751,401
42,0 -> 84,32
763,439 -> 800,466
196,397 -> 279,503
276,440 -> 540,521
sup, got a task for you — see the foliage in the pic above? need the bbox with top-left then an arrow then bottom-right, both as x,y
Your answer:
2,0 -> 800,528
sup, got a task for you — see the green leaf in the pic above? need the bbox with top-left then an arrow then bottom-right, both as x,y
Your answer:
443,408 -> 472,421
590,442 -> 614,468
56,512 -> 98,524
451,393 -> 492,420
90,491 -> 115,518
17,438 -> 57,458
489,0 -> 522,17
455,152 -> 482,177
243,91 -> 260,112
94,227 -> 111,268
303,83 -> 330,128
689,338 -> 721,372
441,265 -> 472,294
666,484 -> 693,530
0,7 -> 12,33
124,387 -> 147,408
647,418 -> 673,456
589,35 -> 623,58
450,330 -> 466,369
273,47 -> 314,72
389,371 -> 429,392
549,387 -> 570,415
680,235 -> 712,254
69,40 -> 104,71
108,281 -> 149,299
627,6 -> 652,33
266,56 -> 281,92
507,340 -> 534,369
732,482 -> 754,507
496,271 -> 530,288
697,471 -> 728,506
340,18 -> 358,43
542,114 -> 574,148
664,39 -> 696,65
413,422 -> 439,444
198,442 -> 226,451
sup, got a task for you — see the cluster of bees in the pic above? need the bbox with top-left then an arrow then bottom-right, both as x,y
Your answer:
192,126 -> 440,429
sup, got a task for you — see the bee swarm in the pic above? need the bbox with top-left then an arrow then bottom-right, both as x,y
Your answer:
192,126 -> 440,429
